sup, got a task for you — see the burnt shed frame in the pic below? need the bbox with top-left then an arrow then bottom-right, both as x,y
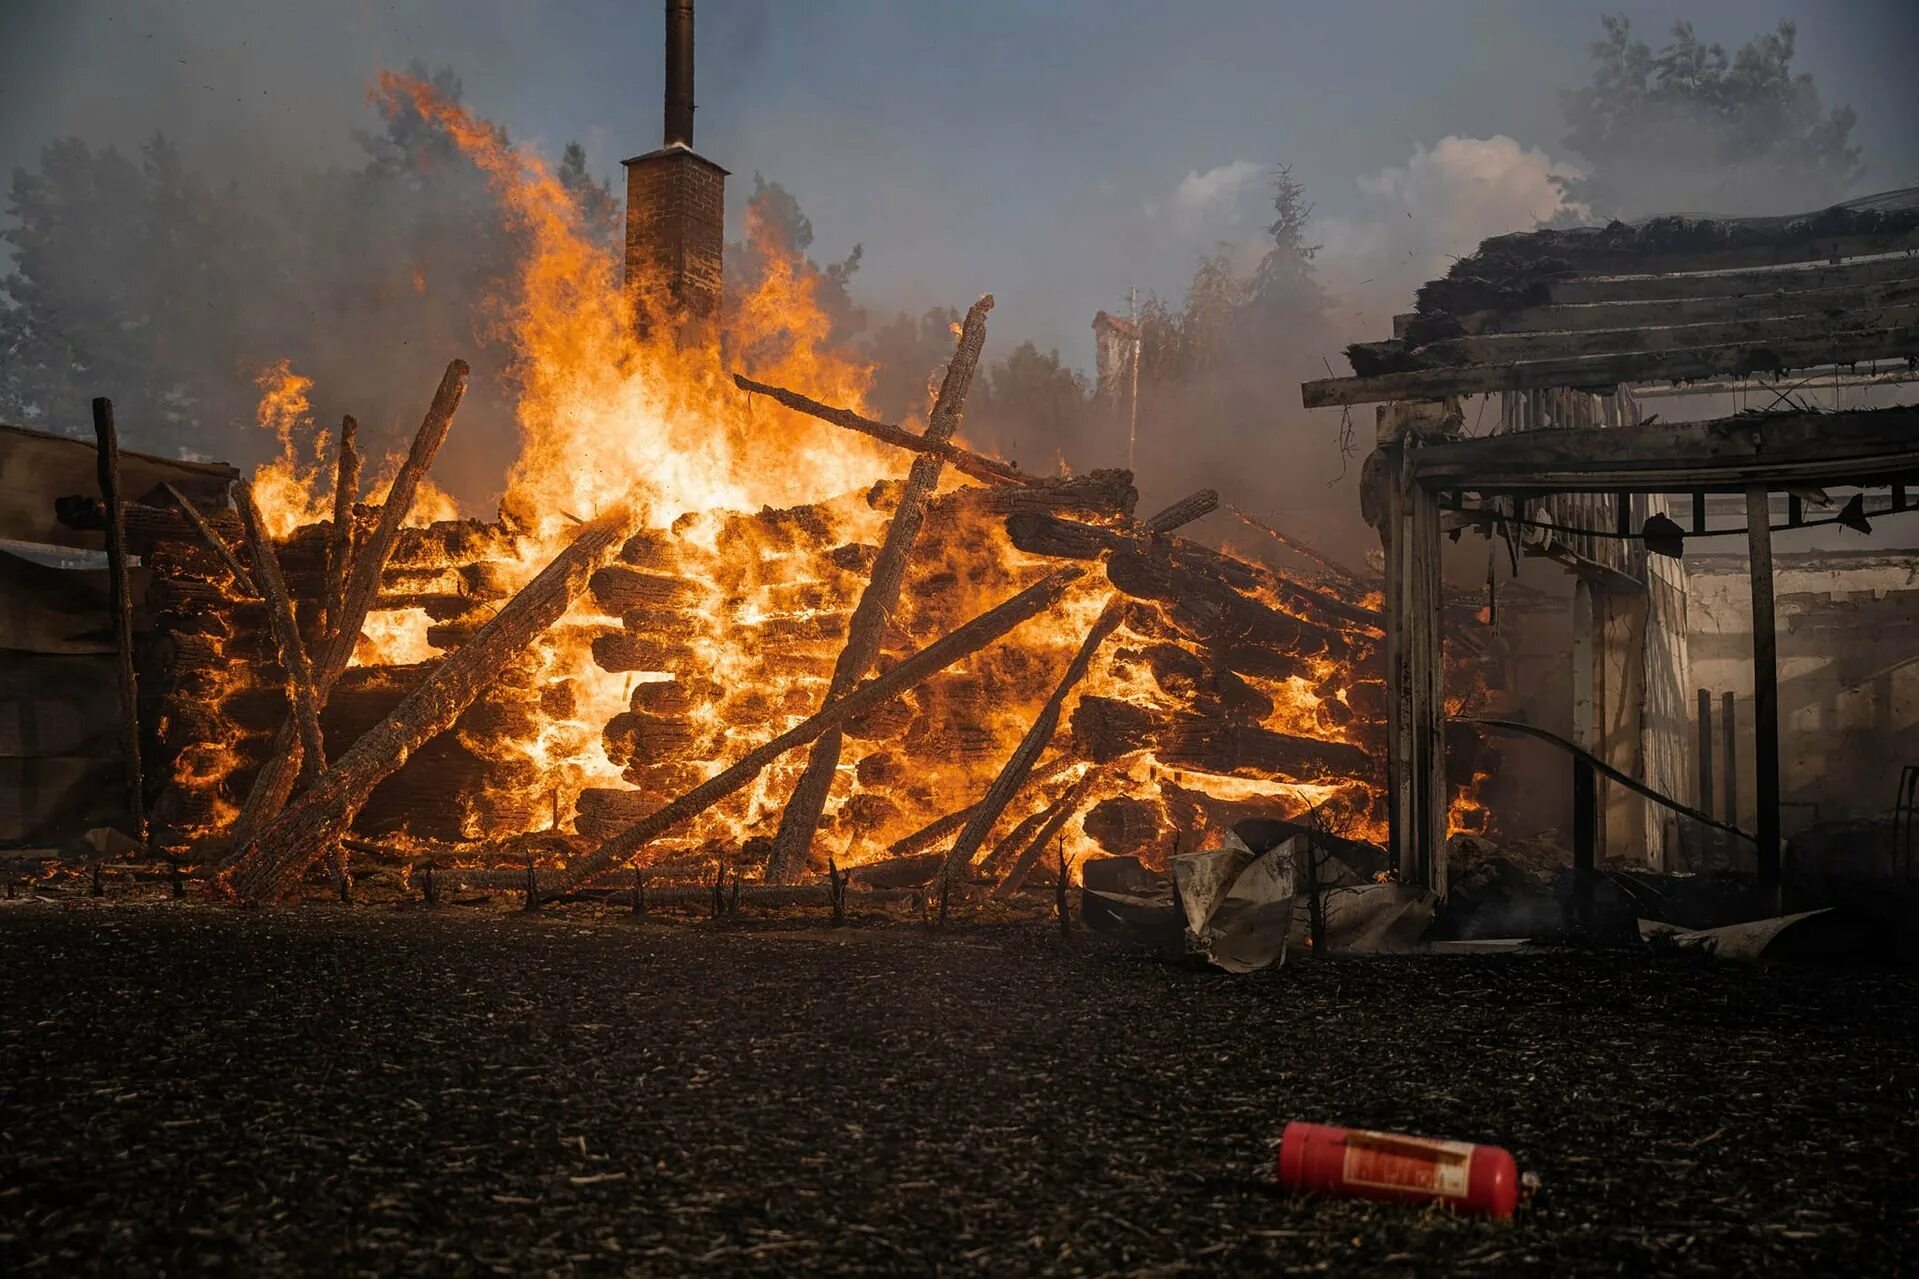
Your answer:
1303,187 -> 1919,905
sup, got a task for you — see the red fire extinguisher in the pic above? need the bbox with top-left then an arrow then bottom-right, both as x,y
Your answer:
1276,1121 -> 1522,1219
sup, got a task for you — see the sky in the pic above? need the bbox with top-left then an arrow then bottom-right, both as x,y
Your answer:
4,0 -> 1917,373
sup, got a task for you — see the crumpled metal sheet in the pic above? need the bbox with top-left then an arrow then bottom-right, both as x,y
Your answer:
1081,827 -> 1299,973
1296,880 -> 1438,955
1638,908 -> 1880,963
1173,832 -> 1298,973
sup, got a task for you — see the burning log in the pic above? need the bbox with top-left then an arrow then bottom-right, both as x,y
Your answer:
1011,509 -> 1379,636
224,499 -> 637,902
160,482 -> 256,595
324,415 -> 362,639
731,371 -> 1035,489
631,678 -> 723,714
234,483 -> 327,782
553,563 -> 1087,895
228,359 -> 470,850
601,711 -> 712,768
589,565 -> 703,613
91,397 -> 145,842
591,632 -> 697,673
1070,695 -> 1372,783
1082,796 -> 1165,858
1104,546 -> 1354,669
926,470 -> 1138,525
936,598 -> 1123,886
764,295 -> 996,885
993,766 -> 1104,899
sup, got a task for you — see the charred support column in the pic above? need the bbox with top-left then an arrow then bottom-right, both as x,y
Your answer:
1745,485 -> 1782,905
92,398 -> 145,843
1375,402 -> 1449,897
1696,690 -> 1715,861
1571,755 -> 1596,928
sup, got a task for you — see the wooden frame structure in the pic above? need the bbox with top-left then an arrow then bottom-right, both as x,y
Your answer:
1306,187 -> 1919,900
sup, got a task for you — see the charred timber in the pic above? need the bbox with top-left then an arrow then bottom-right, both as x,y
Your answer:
229,360 -> 469,850
555,564 -> 1086,894
764,296 -> 996,885
732,371 -> 1035,489
235,482 -> 329,782
993,766 -> 1103,899
937,597 -> 1123,885
91,398 -> 145,841
225,499 -> 635,902
1071,695 -> 1372,783
324,415 -> 362,641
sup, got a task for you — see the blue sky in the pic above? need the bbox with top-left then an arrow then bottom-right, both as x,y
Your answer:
5,0 -> 1916,369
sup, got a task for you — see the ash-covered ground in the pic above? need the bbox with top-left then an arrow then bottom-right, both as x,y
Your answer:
1,901 -> 1914,1275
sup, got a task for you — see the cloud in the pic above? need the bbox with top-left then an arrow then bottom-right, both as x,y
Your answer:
1162,158 -> 1266,244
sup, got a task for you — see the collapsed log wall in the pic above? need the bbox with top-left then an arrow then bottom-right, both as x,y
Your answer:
131,506 -> 552,849
129,464 -> 1402,874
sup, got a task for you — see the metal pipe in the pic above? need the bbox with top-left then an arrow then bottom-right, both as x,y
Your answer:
664,0 -> 695,147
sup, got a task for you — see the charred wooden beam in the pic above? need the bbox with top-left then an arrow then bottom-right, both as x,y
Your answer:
1303,323 -> 1919,405
764,296 -> 996,885
235,483 -> 328,781
554,564 -> 1087,894
92,397 -> 145,842
160,482 -> 257,595
993,766 -> 1103,899
732,370 -> 1035,489
936,598 -> 1122,886
1407,406 -> 1919,494
225,501 -> 638,902
1070,695 -> 1371,783
1222,502 -> 1369,590
228,359 -> 468,850
323,415 -> 361,641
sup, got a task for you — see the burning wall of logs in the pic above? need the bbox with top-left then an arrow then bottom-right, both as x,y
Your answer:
79,300 -> 1470,904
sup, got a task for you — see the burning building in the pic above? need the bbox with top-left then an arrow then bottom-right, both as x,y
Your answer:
2,0 -> 1409,907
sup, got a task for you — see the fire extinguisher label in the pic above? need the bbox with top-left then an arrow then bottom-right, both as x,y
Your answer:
1341,1130 -> 1474,1199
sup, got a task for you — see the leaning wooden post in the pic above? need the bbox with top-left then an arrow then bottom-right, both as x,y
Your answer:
936,597 -> 1122,887
731,373 -> 1034,489
236,479 -> 348,893
227,360 -> 468,850
558,565 -> 1087,894
92,398 -> 146,843
234,482 -> 328,779
225,500 -> 637,903
764,295 -> 995,884
323,415 -> 362,640
993,766 -> 1104,899
160,482 -> 257,596
1745,485 -> 1782,907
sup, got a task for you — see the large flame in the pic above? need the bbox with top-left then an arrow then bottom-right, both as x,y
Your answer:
216,73 -> 1418,873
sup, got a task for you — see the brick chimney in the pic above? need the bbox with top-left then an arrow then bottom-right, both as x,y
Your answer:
623,0 -> 727,342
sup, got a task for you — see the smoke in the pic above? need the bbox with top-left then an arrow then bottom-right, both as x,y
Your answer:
1315,135 -> 1587,344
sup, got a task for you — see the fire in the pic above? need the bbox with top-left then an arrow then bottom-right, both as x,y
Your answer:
200,73 -> 1427,876
251,360 -> 332,539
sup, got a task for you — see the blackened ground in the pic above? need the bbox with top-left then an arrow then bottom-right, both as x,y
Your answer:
1,901 -> 1914,1276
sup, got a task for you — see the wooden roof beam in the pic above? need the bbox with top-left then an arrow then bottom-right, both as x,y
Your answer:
1390,303 -> 1919,366
1303,324 -> 1919,406
1442,275 -> 1919,337
1406,407 -> 1919,494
